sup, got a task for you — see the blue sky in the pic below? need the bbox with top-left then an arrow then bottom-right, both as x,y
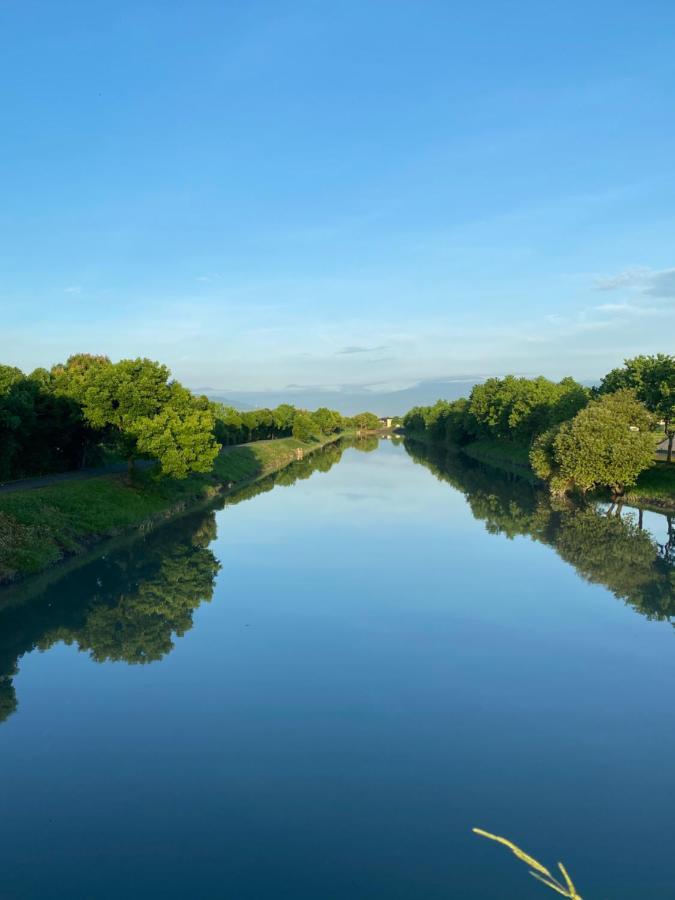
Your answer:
2,1 -> 675,395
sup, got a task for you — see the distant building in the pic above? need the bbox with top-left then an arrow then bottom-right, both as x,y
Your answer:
379,417 -> 395,429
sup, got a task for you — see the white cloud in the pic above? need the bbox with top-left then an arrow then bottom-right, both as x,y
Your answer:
594,302 -> 663,316
337,345 -> 388,355
595,266 -> 675,298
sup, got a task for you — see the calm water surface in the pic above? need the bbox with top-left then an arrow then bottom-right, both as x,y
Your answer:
1,439 -> 674,899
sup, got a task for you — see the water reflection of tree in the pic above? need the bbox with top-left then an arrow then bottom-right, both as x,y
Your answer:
218,439 -> 347,506
351,436 -> 379,453
404,439 -> 675,622
42,522 -> 220,664
0,510 -> 220,723
0,439 -> 350,723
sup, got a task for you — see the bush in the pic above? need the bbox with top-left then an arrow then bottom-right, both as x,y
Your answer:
547,390 -> 654,495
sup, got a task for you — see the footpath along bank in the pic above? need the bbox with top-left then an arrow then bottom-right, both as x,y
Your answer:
0,436 -> 338,586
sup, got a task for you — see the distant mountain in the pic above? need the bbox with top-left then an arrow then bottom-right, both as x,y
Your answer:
194,378 -> 484,417
192,389 -> 255,410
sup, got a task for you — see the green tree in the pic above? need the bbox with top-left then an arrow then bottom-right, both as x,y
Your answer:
351,411 -> 380,432
51,353 -> 112,401
133,400 -> 219,479
212,404 -> 244,445
468,375 -> 588,443
76,358 -> 218,478
312,407 -> 340,435
547,390 -> 654,495
599,354 -> 675,462
0,364 -> 101,478
272,403 -> 297,435
292,412 -> 315,442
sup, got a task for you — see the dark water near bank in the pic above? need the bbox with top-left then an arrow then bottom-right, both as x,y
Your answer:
0,439 -> 674,899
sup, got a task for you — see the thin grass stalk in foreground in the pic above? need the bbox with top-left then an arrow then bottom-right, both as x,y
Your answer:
473,828 -> 583,898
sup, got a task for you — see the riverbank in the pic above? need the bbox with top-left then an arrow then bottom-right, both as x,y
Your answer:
460,437 -> 537,480
624,463 -> 675,512
0,436 -> 338,586
404,432 -> 675,511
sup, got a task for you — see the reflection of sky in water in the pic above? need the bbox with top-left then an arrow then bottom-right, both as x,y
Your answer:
597,501 -> 673,545
0,439 -> 673,900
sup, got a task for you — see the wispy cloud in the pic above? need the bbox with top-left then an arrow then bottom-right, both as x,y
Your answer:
595,266 -> 675,298
64,285 -> 82,294
337,344 -> 388,355
594,302 -> 662,315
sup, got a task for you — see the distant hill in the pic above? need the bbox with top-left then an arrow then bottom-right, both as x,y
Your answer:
193,378 -> 484,417
192,389 -> 255,411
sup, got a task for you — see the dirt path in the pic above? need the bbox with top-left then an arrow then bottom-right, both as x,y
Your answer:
0,460 -> 155,495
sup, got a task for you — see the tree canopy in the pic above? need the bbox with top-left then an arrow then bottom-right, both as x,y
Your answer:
599,354 -> 675,461
403,376 -> 588,447
1,353 -> 379,483
532,390 -> 654,495
402,359 -> 672,499
59,356 -> 220,477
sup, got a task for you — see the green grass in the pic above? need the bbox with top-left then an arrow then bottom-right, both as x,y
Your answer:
407,428 -> 675,512
0,436 -> 335,584
462,438 -> 534,471
214,437 -> 316,482
625,461 -> 675,508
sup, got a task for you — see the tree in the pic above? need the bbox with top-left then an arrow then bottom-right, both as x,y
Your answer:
311,407 -> 340,435
529,427 -> 559,482
544,390 -> 654,495
468,375 -> 588,443
212,404 -> 244,445
0,364 -> 101,478
351,411 -> 380,432
133,402 -> 219,479
292,412 -> 315,442
75,358 -> 218,478
51,353 -> 112,401
272,404 -> 296,435
599,354 -> 675,462
80,357 -> 171,427
241,408 -> 276,441
0,365 -> 35,478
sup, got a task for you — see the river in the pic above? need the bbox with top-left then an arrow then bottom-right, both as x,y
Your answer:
0,438 -> 673,899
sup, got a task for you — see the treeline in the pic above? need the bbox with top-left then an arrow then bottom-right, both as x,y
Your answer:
404,354 -> 675,496
213,405 -> 380,446
0,353 -> 380,481
404,376 -> 588,445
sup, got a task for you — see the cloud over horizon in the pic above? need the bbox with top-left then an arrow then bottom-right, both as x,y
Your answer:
596,266 -> 675,298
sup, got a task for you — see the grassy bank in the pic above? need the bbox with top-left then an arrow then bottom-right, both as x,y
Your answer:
462,436 -> 675,510
461,437 -> 534,476
406,431 -> 675,511
0,436 -> 336,585
626,462 -> 675,511
464,437 -> 675,510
